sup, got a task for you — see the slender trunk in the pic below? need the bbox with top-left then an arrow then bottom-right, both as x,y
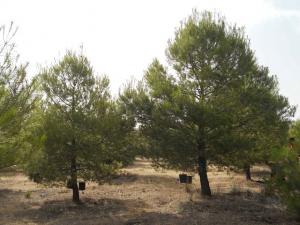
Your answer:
71,137 -> 79,203
270,164 -> 278,178
270,167 -> 275,178
71,156 -> 79,202
72,183 -> 79,202
244,164 -> 251,180
70,94 -> 79,203
197,138 -> 211,196
198,156 -> 212,196
196,81 -> 211,196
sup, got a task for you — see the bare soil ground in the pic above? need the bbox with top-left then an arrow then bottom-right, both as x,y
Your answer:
0,159 -> 298,225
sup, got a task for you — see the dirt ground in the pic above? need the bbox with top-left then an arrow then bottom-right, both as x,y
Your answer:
0,159 -> 298,225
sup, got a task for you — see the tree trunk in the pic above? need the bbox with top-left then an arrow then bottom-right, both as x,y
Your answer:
71,153 -> 80,203
244,164 -> 251,180
197,137 -> 212,197
198,155 -> 212,196
72,182 -> 80,202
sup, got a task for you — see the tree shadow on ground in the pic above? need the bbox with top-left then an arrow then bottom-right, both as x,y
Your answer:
111,173 -> 178,187
1,193 -> 182,225
179,192 -> 298,225
0,188 -> 20,200
0,188 -> 299,225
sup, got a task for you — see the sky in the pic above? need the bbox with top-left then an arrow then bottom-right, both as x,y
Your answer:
1,0 -> 300,118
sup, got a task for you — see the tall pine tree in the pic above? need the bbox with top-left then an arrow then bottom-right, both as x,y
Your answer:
122,11 -> 294,196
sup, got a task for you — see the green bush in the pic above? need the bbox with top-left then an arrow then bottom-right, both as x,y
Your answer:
269,147 -> 300,218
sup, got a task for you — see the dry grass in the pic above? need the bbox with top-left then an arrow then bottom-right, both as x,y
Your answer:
0,159 -> 298,225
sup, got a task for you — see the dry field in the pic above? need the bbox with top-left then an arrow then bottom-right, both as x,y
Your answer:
0,159 -> 298,225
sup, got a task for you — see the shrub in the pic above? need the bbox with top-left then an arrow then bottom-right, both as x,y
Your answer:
269,147 -> 300,218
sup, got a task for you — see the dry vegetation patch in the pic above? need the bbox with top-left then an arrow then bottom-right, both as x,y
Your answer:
0,159 -> 297,225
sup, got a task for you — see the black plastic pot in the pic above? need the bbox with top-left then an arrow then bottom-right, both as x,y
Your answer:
186,175 -> 193,184
179,174 -> 187,183
79,181 -> 86,191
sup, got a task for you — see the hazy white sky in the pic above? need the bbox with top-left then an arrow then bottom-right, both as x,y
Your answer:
1,0 -> 300,118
